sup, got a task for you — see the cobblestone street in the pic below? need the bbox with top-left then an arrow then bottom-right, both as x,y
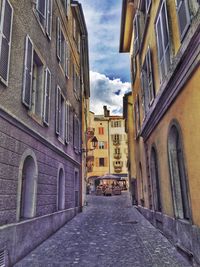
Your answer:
15,193 -> 192,267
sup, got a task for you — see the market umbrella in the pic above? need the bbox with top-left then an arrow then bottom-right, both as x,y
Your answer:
98,173 -> 120,179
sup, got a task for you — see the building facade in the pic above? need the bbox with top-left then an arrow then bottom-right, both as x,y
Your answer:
87,106 -> 128,184
0,0 -> 89,265
120,0 -> 200,264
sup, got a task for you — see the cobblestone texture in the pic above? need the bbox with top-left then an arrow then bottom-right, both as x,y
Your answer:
15,193 -> 192,267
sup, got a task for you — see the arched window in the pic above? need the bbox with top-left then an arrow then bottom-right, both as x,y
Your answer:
17,150 -> 38,220
57,166 -> 65,210
168,123 -> 190,220
150,147 -> 162,212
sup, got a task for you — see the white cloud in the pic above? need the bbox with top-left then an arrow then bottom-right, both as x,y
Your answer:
79,0 -> 131,82
89,71 -> 131,115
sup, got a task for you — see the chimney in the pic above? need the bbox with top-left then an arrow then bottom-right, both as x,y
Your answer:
103,106 -> 110,117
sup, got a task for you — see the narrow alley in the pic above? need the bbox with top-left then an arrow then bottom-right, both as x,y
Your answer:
15,193 -> 192,267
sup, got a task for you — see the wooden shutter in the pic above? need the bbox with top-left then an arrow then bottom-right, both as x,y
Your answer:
56,86 -> 61,135
65,101 -> 70,143
95,158 -> 99,167
43,68 -> 51,125
46,0 -> 52,39
0,0 -> 13,85
22,35 -> 33,108
104,158 -> 108,167
56,17 -> 61,60
104,141 -> 108,149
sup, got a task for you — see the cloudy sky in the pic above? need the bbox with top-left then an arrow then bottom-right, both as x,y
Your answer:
79,0 -> 131,115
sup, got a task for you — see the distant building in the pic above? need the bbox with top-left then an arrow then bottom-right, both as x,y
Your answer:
120,0 -> 200,264
0,0 -> 89,265
87,106 -> 128,185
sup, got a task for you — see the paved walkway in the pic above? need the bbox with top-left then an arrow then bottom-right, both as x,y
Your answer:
15,193 -> 192,267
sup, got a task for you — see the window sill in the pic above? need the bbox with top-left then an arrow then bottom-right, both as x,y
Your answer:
58,136 -> 65,145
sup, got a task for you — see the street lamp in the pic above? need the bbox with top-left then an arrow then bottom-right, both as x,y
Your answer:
82,136 -> 98,153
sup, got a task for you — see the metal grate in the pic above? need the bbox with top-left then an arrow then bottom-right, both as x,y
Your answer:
0,250 -> 5,267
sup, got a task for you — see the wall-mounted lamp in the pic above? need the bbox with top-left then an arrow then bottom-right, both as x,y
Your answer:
82,136 -> 98,153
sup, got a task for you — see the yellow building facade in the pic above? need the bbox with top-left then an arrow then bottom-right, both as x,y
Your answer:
87,107 -> 128,185
120,0 -> 200,263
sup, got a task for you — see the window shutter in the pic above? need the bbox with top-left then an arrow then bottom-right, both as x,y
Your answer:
46,0 -> 52,39
133,12 -> 140,55
73,65 -> 76,92
105,141 -> 107,149
104,158 -> 108,167
176,0 -> 190,40
73,114 -> 76,149
0,0 -> 13,85
65,41 -> 70,78
57,17 -> 61,60
56,86 -> 61,135
22,35 -> 33,108
78,118 -> 81,152
147,47 -> 154,103
65,101 -> 70,143
43,68 -> 51,126
96,158 -> 99,167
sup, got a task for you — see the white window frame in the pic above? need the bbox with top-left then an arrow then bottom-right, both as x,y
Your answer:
155,0 -> 170,83
0,0 -> 13,86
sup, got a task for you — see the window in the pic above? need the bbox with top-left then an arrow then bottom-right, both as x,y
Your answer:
57,18 -> 70,77
99,141 -> 105,149
134,95 -> 140,136
115,148 -> 120,154
98,127 -> 104,135
176,0 -> 190,40
73,65 -> 80,100
150,147 -> 162,212
61,0 -> 70,17
57,167 -> 65,210
140,0 -> 152,16
22,35 -> 51,124
155,0 -> 170,83
35,0 -> 52,39
56,86 -> 66,142
141,47 -> 154,114
32,51 -> 44,118
111,121 -> 121,127
65,101 -> 70,144
74,170 -> 79,207
73,114 -> 80,153
131,55 -> 137,84
168,123 -> 190,220
99,158 -> 105,167
0,0 -> 13,86
133,11 -> 140,55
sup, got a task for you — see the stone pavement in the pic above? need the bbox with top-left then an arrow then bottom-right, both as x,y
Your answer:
15,192 -> 192,267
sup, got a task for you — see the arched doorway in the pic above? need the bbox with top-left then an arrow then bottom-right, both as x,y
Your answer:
57,166 -> 65,210
150,147 -> 162,212
17,150 -> 38,220
168,122 -> 190,220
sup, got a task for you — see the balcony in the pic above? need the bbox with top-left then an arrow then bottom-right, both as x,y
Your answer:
114,166 -> 122,173
113,140 -> 121,146
114,153 -> 122,159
